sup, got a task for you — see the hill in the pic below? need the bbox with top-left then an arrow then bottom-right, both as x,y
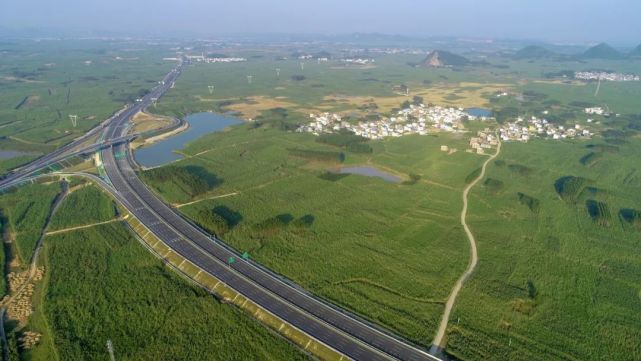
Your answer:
630,44 -> 641,57
420,50 -> 470,67
513,45 -> 556,60
583,43 -> 625,59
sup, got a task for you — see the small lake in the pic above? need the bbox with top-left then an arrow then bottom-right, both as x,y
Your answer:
338,166 -> 402,183
0,150 -> 37,160
466,108 -> 493,118
134,112 -> 242,168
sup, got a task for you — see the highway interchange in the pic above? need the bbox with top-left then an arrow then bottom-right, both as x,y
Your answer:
2,59 -> 443,361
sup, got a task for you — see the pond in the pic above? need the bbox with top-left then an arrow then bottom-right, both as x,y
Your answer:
134,112 -> 242,168
466,107 -> 493,118
337,166 -> 402,183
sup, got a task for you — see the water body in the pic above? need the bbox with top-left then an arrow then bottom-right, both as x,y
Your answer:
466,108 -> 493,118
0,150 -> 36,160
338,166 -> 402,183
134,112 -> 242,168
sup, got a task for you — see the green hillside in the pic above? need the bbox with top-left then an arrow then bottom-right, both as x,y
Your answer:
583,43 -> 625,59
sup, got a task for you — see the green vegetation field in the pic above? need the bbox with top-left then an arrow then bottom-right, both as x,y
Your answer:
0,182 -> 60,264
48,185 -> 116,231
448,137 -> 641,360
3,39 -> 641,360
0,39 -> 173,171
139,118 -> 485,344
144,48 -> 641,359
1,183 -> 308,361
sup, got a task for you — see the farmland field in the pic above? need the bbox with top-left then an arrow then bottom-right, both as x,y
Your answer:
141,49 -> 641,359
2,37 -> 641,360
1,182 -> 309,361
0,39 -> 173,171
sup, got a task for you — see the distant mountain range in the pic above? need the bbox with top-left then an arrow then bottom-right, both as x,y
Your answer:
513,42 -> 641,60
630,44 -> 641,57
582,43 -> 625,59
513,45 -> 556,60
419,50 -> 470,67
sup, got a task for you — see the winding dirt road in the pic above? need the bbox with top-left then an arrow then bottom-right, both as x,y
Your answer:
431,137 -> 502,350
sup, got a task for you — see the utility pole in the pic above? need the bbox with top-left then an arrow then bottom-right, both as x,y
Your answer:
69,114 -> 78,127
208,85 -> 214,94
247,75 -> 253,84
300,62 -> 305,71
276,68 -> 280,78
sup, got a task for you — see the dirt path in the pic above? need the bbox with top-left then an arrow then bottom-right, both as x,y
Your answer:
431,137 -> 502,350
45,217 -> 122,236
174,192 -> 239,208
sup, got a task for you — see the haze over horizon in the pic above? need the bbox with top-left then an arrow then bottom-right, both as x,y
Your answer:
1,0 -> 640,45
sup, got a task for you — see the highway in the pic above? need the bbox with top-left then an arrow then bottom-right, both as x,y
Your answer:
4,58 -> 443,361
0,105 -> 127,188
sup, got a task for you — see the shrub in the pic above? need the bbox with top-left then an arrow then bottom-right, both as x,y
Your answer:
318,172 -> 349,182
193,209 -> 230,236
483,178 -> 504,194
465,168 -> 482,184
292,214 -> 315,228
316,132 -> 373,154
586,199 -> 611,226
142,165 -> 221,198
288,148 -> 345,163
517,192 -> 540,213
554,176 -> 590,203
402,173 -> 422,185
508,164 -> 532,176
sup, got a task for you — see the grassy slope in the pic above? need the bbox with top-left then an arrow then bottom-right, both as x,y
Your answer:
448,138 -> 641,360
0,182 -> 60,264
139,120 -> 483,345
0,40 -> 172,154
47,185 -> 116,231
20,183 -> 309,361
145,54 -> 641,359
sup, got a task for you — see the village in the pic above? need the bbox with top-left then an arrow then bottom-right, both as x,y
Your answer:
296,103 -> 480,140
182,53 -> 247,63
574,71 -> 640,81
497,116 -> 593,142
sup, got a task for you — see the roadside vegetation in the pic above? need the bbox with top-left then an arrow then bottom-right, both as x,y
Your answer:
0,183 -> 60,264
35,222 -> 309,360
48,185 -> 116,231
140,118 -> 482,345
0,183 -> 308,361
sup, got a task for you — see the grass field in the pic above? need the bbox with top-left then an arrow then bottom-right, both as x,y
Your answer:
0,182 -> 61,265
47,185 -> 116,231
0,39 -> 173,172
0,183 -> 309,361
3,39 -> 641,360
142,50 -> 641,359
447,138 -> 641,360
139,118 -> 487,345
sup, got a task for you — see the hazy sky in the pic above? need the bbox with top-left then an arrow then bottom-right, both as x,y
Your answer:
2,0 -> 640,44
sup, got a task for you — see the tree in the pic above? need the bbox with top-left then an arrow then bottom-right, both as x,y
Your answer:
527,280 -> 537,299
